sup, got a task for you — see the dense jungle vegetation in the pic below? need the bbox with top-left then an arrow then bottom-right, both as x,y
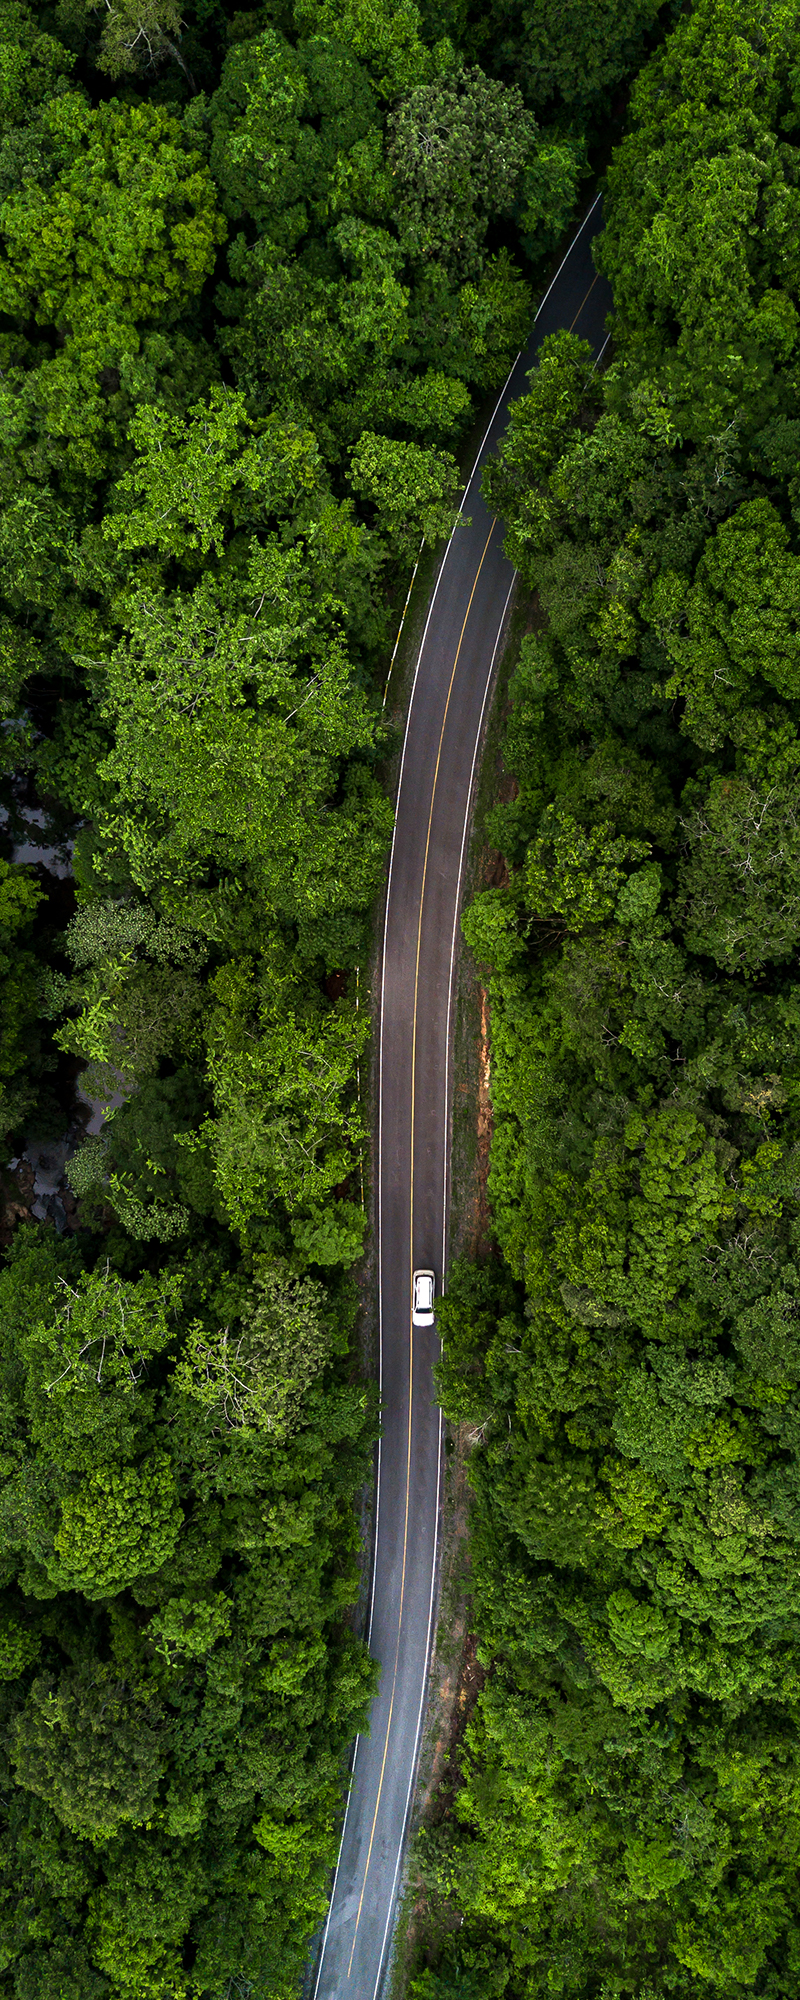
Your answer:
0,0 -> 670,1989
414,1 -> 800,1995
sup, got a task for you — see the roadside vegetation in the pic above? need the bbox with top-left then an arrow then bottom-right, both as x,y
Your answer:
415,2 -> 800,1994
0,0 -> 671,1991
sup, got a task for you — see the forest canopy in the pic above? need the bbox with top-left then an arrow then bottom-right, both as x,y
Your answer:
0,0 -> 668,1989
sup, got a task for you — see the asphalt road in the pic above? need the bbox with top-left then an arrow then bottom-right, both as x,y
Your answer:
313,197 -> 614,2000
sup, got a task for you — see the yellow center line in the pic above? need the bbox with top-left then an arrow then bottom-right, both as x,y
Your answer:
346,515 -> 498,1978
569,270 -> 599,332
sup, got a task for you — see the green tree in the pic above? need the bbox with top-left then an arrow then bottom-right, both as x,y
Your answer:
349,429 -> 463,555
481,330 -> 598,576
51,1453 -> 182,1598
88,0 -> 191,85
474,0 -> 662,121
204,958 -> 369,1232
90,559 -> 391,906
56,897 -> 205,1102
664,498 -> 800,749
106,387 -> 324,562
210,26 -> 380,239
174,1263 -> 331,1442
292,0 -> 431,99
0,92 -> 225,478
0,0 -> 74,133
388,63 -> 538,277
678,765 -> 800,974
12,1666 -> 166,1836
598,0 -> 800,441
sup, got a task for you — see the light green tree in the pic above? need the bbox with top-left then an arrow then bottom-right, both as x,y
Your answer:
292,0 -> 431,98
174,1262 -> 330,1442
50,1453 -> 182,1598
349,430 -> 463,556
0,92 -> 225,476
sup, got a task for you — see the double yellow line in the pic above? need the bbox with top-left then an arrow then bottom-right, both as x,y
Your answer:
346,518 -> 497,1975
346,261 -> 602,1979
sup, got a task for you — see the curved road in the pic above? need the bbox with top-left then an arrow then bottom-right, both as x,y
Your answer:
314,198 -> 613,2000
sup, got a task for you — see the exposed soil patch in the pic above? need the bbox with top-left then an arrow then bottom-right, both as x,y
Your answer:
427,1628 -> 487,1825
325,968 -> 348,1003
496,768 -> 519,807
481,846 -> 509,890
471,984 -> 493,1261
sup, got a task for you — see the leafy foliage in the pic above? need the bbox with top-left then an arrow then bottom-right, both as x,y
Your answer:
0,0 -> 660,1985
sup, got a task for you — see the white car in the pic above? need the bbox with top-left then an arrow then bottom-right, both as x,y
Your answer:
412,1269 -> 436,1327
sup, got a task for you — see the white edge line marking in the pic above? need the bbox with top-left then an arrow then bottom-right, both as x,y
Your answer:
372,569 -> 518,2000
593,329 -> 613,371
313,186 -> 604,1999
371,1392 -> 443,2000
311,1734 -> 361,1999
383,543 -> 424,710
